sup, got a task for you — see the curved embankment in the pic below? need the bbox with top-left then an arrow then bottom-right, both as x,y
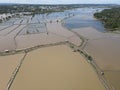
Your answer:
3,42 -> 108,90
72,26 -> 120,90
0,17 -> 109,90
62,17 -> 114,90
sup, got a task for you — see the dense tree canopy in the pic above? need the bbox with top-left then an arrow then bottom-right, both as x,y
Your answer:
0,4 -> 81,14
94,7 -> 120,31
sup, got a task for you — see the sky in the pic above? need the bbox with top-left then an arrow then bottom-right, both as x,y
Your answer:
0,0 -> 120,4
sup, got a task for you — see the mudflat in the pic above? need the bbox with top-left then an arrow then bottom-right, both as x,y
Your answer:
10,45 -> 105,90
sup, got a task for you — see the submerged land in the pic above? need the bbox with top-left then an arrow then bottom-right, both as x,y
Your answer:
10,45 -> 105,90
0,4 -> 120,90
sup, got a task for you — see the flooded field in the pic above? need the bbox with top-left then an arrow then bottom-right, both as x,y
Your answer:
10,45 -> 105,90
16,22 -> 81,50
0,10 -> 82,52
71,26 -> 120,90
0,54 -> 25,90
0,7 -> 119,90
63,8 -> 120,89
104,71 -> 120,90
0,25 -> 26,51
84,33 -> 120,89
85,36 -> 120,70
18,23 -> 47,35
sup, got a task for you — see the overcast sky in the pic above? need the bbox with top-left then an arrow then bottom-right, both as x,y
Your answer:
0,0 -> 120,4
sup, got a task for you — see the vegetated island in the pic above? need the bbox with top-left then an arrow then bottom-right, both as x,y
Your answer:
94,7 -> 120,31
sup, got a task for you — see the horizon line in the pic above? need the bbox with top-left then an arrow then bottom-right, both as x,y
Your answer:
0,2 -> 119,5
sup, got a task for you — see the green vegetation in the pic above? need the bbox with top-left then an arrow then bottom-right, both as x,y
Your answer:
0,4 -> 118,14
0,4 -> 79,14
94,7 -> 120,31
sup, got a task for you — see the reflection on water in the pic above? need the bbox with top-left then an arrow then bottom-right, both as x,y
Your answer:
62,8 -> 120,90
0,7 -> 119,89
64,8 -> 106,32
18,23 -> 47,35
64,16 -> 106,32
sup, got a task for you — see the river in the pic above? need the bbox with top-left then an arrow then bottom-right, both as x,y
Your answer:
64,7 -> 120,90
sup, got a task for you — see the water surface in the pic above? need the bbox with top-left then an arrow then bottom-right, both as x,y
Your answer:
64,8 -> 106,32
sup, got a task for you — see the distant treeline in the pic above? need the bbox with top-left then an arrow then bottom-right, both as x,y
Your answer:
0,4 -> 80,14
94,7 -> 120,31
0,4 -> 118,14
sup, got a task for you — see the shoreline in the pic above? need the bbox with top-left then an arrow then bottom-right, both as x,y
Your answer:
62,17 -> 114,90
4,26 -> 109,90
68,26 -> 120,90
0,15 -> 110,90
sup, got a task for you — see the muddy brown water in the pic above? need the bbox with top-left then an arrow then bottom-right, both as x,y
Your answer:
73,27 -> 120,90
0,54 -> 25,90
10,45 -> 105,90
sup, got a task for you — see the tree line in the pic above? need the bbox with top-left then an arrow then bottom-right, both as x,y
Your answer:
94,7 -> 120,31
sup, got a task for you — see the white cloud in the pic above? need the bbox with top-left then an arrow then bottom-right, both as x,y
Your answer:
0,0 -> 120,4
